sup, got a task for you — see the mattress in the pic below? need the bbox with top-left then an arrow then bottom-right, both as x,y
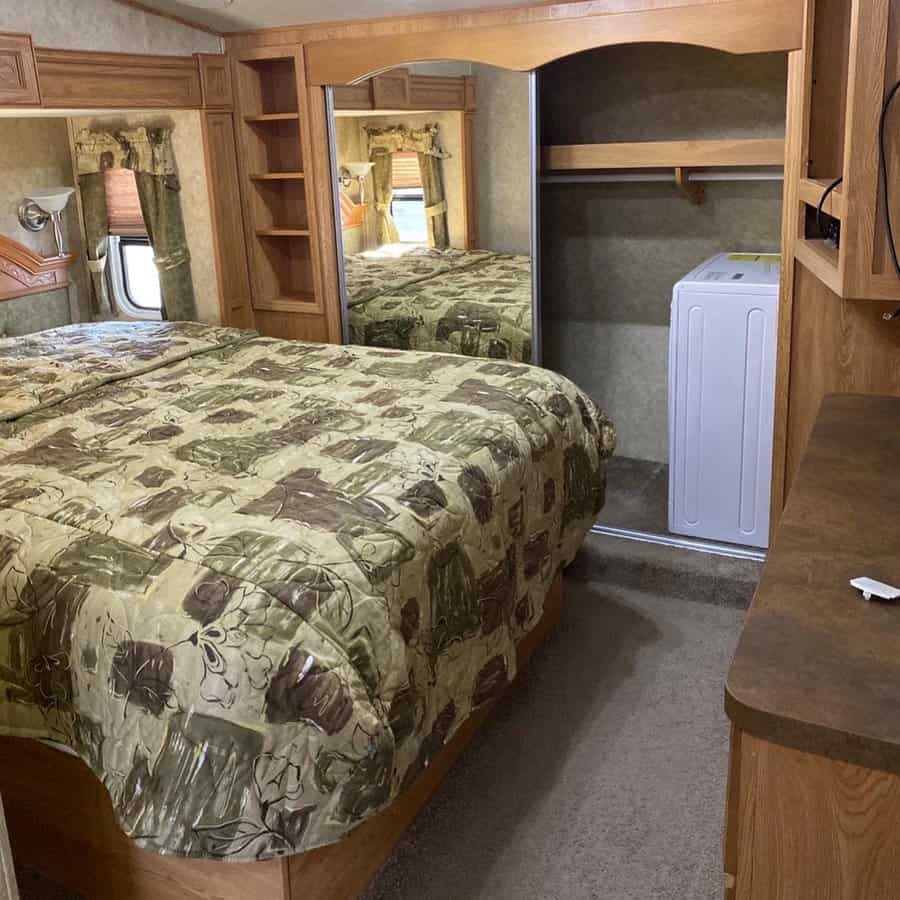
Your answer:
344,248 -> 533,362
0,322 -> 614,862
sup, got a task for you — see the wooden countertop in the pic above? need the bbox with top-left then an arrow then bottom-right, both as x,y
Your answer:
726,394 -> 900,773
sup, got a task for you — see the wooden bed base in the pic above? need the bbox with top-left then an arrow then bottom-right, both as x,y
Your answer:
0,574 -> 562,900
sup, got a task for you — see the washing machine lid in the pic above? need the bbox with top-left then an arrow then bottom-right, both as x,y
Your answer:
678,252 -> 781,293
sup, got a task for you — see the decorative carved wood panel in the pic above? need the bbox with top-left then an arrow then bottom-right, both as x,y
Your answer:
0,32 -> 40,106
197,53 -> 233,109
0,235 -> 73,302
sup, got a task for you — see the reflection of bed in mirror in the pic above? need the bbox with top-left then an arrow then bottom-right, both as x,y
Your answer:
331,62 -> 535,363
345,245 -> 532,360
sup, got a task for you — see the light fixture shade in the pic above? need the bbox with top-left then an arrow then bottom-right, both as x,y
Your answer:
345,162 -> 374,178
27,187 -> 75,214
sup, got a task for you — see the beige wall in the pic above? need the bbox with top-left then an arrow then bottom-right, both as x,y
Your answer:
72,111 -> 222,325
335,110 -> 466,251
0,0 -> 220,55
0,118 -> 89,336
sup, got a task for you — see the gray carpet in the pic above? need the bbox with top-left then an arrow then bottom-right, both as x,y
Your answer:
596,456 -> 670,534
363,534 -> 754,900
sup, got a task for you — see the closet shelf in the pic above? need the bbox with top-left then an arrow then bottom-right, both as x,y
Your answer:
542,138 -> 786,172
799,176 -> 844,219
244,113 -> 300,122
256,228 -> 311,237
249,172 -> 305,181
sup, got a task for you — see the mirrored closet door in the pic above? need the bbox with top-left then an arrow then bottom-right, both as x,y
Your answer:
326,62 -> 539,364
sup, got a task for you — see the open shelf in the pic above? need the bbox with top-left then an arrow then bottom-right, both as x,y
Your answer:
244,113 -> 300,123
542,138 -> 786,171
236,56 -> 298,117
799,176 -> 844,219
249,172 -> 305,180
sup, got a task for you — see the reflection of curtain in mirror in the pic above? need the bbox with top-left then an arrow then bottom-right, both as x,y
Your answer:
417,152 -> 449,249
74,126 -> 197,321
370,148 -> 400,246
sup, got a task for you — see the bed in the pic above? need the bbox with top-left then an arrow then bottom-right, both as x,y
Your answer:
344,247 -> 533,362
0,321 -> 613,898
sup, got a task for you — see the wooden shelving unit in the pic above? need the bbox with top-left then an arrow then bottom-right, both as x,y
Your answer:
232,47 -> 334,341
541,138 -> 786,171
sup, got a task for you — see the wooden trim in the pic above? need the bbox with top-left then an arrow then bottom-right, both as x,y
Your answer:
109,0 -> 223,38
0,234 -> 74,302
0,32 -> 40,107
462,109 -> 478,250
304,0 -> 804,86
306,82 -> 344,344
794,238 -> 842,295
198,53 -> 234,109
333,69 -> 471,111
34,47 -> 203,109
542,138 -> 786,171
0,574 -> 562,900
798,176 -> 845,219
201,110 -> 255,329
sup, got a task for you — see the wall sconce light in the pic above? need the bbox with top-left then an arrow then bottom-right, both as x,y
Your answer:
18,187 -> 76,257
339,162 -> 375,204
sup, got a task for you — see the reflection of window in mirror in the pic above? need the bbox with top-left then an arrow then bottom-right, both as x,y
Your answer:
390,152 -> 426,244
104,168 -> 162,319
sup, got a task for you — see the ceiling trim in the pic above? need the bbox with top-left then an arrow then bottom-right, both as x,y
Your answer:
110,0 -> 224,38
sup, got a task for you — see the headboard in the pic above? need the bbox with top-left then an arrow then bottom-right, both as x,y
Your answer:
0,234 -> 74,302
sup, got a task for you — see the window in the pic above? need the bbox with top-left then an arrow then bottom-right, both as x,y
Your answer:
390,152 -> 427,243
108,236 -> 163,318
103,167 -> 162,319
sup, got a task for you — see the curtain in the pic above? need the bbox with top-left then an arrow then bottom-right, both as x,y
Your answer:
417,152 -> 449,250
74,126 -> 197,322
367,123 -> 450,248
78,172 -> 114,318
370,148 -> 399,246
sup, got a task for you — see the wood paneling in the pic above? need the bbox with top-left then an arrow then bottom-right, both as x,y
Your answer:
35,47 -> 202,109
0,32 -> 40,106
333,70 -> 470,111
0,235 -> 74,302
730,731 -> 900,900
302,0 -> 804,86
197,53 -> 233,109
542,138 -> 786,170
372,68 -> 409,108
784,263 -> 900,495
201,110 -> 255,329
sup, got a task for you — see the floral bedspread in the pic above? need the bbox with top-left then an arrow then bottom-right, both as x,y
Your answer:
0,322 -> 614,862
344,248 -> 533,362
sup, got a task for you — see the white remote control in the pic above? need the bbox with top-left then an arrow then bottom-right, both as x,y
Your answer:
850,577 -> 900,601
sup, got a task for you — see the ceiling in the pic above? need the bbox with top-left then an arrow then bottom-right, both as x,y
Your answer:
129,0 -> 533,33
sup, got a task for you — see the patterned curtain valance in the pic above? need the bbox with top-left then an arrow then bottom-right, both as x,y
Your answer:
365,123 -> 450,159
74,127 -> 180,186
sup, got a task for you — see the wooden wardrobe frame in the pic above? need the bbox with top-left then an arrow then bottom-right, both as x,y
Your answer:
0,576 -> 562,900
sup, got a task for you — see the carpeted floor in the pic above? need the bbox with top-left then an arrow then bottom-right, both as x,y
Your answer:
362,533 -> 756,900
15,533 -> 757,900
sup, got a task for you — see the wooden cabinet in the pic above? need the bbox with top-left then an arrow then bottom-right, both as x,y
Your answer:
725,395 -> 900,899
232,47 -> 338,342
0,32 -> 40,106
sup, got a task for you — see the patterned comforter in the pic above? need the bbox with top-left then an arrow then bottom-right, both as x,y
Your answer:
345,248 -> 533,362
0,322 -> 614,862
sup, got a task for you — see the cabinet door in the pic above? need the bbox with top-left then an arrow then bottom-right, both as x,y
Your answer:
0,33 -> 40,106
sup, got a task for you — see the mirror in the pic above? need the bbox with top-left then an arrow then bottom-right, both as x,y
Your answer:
327,62 -> 537,363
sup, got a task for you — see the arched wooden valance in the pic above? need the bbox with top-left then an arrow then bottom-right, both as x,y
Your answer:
305,0 -> 804,86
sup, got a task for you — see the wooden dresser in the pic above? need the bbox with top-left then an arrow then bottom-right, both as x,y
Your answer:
724,394 -> 900,899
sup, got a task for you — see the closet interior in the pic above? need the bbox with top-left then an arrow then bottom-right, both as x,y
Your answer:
539,44 -> 789,552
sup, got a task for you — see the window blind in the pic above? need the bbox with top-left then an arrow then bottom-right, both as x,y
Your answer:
104,168 -> 147,236
391,152 -> 422,190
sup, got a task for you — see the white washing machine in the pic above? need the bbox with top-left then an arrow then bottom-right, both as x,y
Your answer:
668,252 -> 780,549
